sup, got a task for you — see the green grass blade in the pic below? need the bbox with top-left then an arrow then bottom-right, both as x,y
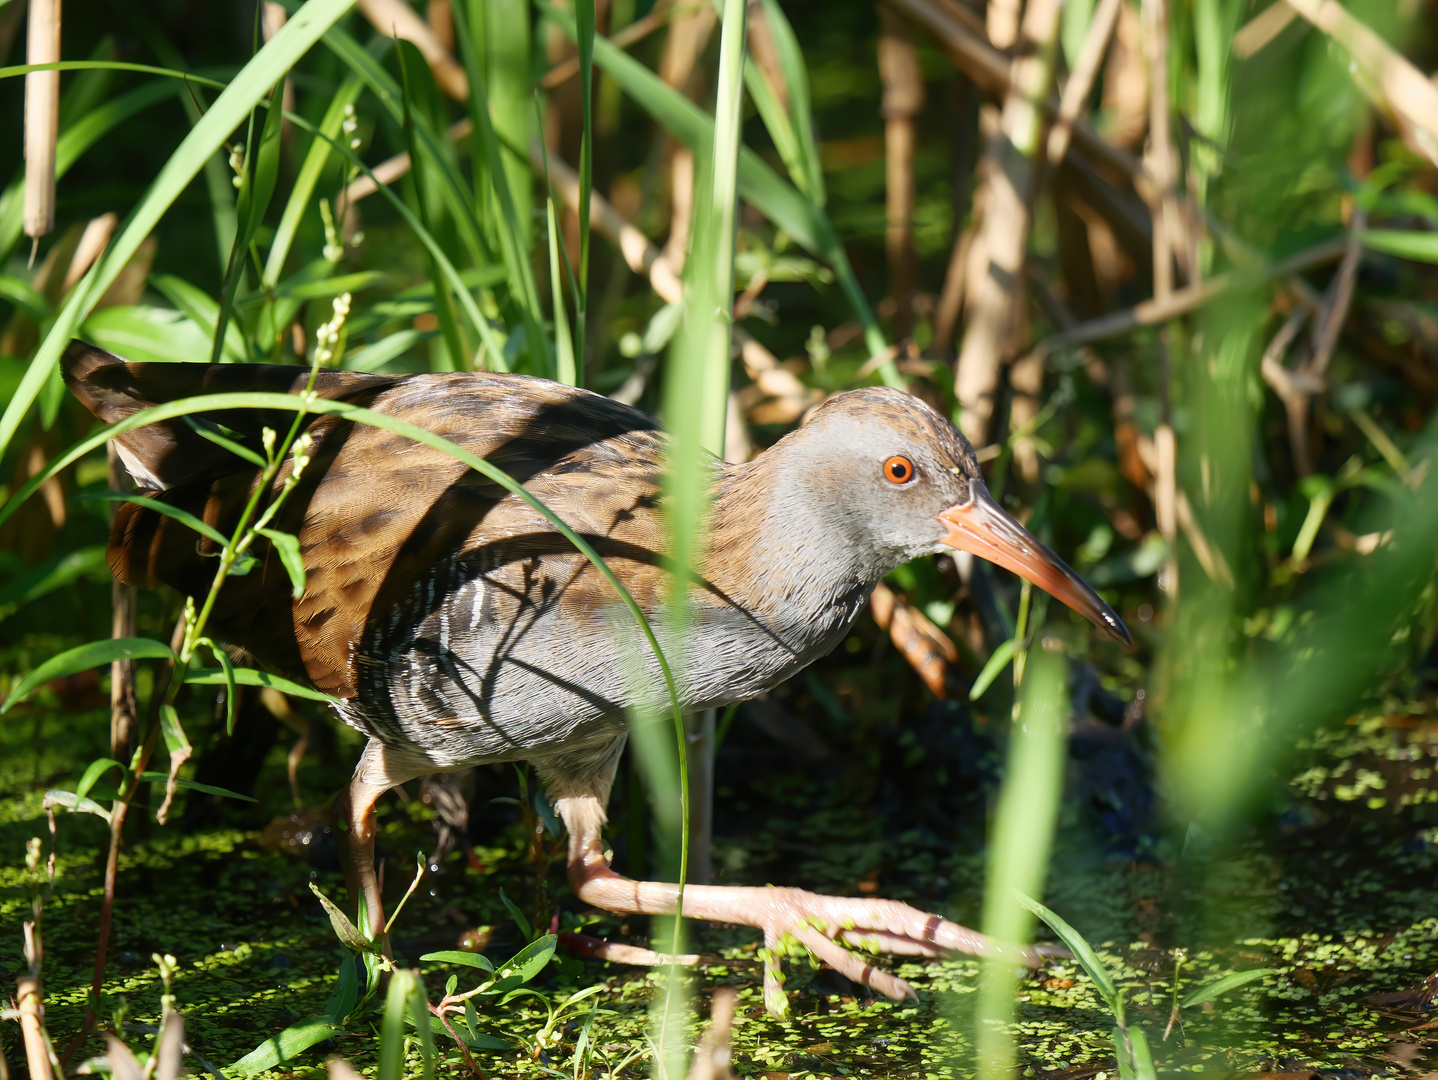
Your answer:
544,1 -> 898,385
264,73 -> 366,287
976,648 -> 1070,1080
0,59 -> 226,88
0,0 -> 361,464
396,40 -> 470,372
0,391 -> 686,769
1014,890 -> 1120,1011
184,667 -> 337,704
321,28 -> 492,273
284,109 -> 507,371
759,0 -> 824,207
576,0 -> 595,369
969,637 -> 1019,700
481,0 -> 535,251
150,273 -> 249,361
547,196 -> 578,385
447,1 -> 551,375
79,492 -> 232,548
3,638 -> 175,715
379,970 -> 417,1080
1180,968 -> 1279,1008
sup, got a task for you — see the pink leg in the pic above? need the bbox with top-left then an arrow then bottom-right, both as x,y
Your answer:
332,739 -> 424,944
555,793 -> 1050,1017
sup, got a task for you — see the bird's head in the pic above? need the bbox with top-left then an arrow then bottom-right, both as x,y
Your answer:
781,387 -> 1131,647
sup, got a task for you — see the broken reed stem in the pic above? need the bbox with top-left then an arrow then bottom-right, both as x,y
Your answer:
878,6 -> 925,340
23,0 -> 62,246
1262,209 -> 1366,477
541,2 -> 678,88
953,0 -> 1063,445
1031,236 -> 1349,357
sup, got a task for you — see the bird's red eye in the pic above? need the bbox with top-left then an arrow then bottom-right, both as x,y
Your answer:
883,455 -> 915,484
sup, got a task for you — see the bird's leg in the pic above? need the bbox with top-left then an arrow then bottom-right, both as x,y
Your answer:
332,739 -> 422,947
332,778 -> 388,942
554,792 -> 1050,1018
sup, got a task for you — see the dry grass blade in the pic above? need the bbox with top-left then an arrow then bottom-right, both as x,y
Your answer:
1231,1 -> 1298,59
61,211 -> 117,293
357,0 -> 469,100
541,2 -> 678,88
535,144 -> 809,416
23,0 -> 62,245
103,1035 -> 143,1080
1032,236 -> 1348,356
1283,0 -> 1438,167
1046,0 -> 1121,165
891,0 -> 1150,191
870,582 -> 961,698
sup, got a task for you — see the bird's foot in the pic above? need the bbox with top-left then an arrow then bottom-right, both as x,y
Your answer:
572,860 -> 1055,1017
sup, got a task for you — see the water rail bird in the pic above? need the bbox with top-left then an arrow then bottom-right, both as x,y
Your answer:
64,340 -> 1129,1010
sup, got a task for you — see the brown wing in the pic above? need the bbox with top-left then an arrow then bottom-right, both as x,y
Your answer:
63,342 -> 667,698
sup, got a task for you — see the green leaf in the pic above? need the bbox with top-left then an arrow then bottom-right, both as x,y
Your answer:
2,637 -> 174,714
0,544 -> 108,619
420,950 -> 495,973
150,273 -> 248,362
970,638 -> 1019,700
498,934 -> 557,986
323,953 -> 361,1023
80,492 -> 232,548
380,970 -> 418,1080
198,637 -> 240,735
264,72 -> 365,287
1113,1025 -> 1135,1080
184,416 -> 268,468
184,666 -> 335,703
75,757 -> 124,802
256,527 -> 306,598
227,1015 -> 344,1075
1361,229 -> 1438,264
1180,967 -> 1278,1007
1126,1025 -> 1157,1080
43,789 -> 112,821
0,0 -> 362,464
345,328 -> 436,372
309,882 -> 379,954
1013,890 -> 1120,1013
135,772 -> 258,802
441,1017 -> 510,1050
0,275 -> 49,322
499,887 -> 534,943
82,305 -> 213,365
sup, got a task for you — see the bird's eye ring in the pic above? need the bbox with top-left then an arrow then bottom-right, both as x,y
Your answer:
883,455 -> 915,485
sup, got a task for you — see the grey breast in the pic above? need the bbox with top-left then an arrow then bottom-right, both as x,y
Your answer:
336,546 -> 875,773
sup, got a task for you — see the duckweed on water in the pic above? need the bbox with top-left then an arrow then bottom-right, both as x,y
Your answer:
5,702 -> 1438,1076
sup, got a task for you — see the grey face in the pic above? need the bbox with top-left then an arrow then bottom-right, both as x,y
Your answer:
787,387 -> 1132,647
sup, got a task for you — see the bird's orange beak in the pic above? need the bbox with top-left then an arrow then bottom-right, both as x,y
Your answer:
938,485 -> 1132,647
